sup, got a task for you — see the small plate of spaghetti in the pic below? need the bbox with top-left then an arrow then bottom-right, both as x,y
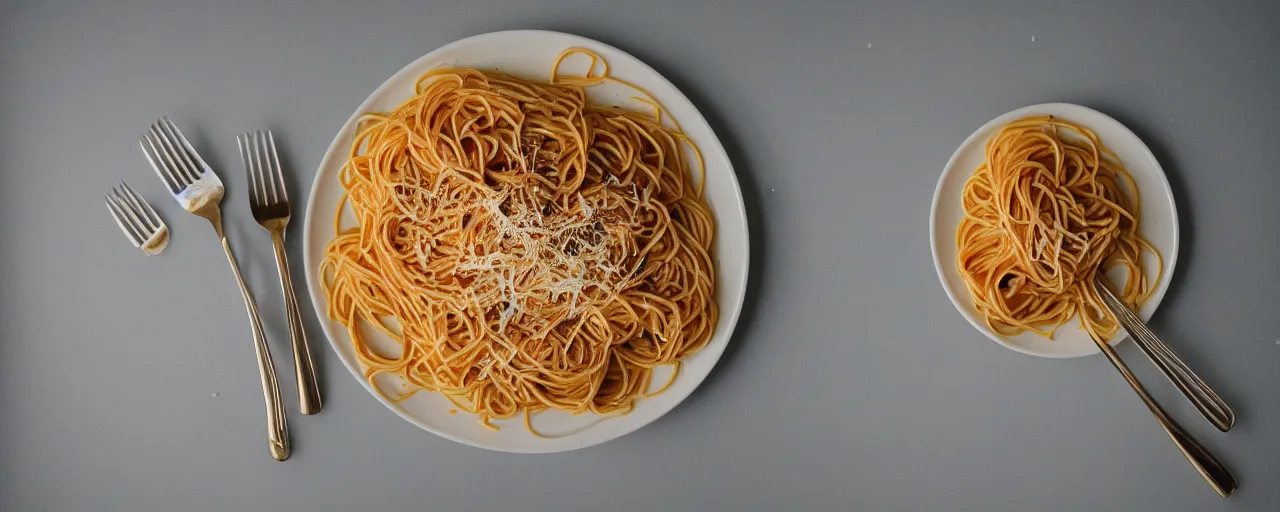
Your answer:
302,30 -> 748,452
930,103 -> 1177,358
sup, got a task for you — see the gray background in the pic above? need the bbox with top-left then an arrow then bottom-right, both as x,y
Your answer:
1,0 -> 1276,510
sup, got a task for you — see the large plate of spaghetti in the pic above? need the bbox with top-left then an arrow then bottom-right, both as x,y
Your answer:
930,103 -> 1177,358
302,30 -> 748,452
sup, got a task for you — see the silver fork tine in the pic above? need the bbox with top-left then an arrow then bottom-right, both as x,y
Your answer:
238,133 -> 260,207
146,127 -> 196,188
252,132 -> 269,205
163,116 -> 211,173
250,132 -> 265,203
248,132 -> 261,204
258,131 -> 279,204
152,123 -> 201,184
140,134 -> 183,193
111,185 -> 155,236
120,181 -> 162,229
116,182 -> 155,231
106,194 -> 145,246
267,131 -> 287,203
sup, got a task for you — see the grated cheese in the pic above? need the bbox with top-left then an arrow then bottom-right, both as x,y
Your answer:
453,179 -> 642,334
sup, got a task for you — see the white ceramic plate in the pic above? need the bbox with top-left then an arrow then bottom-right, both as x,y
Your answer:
930,103 -> 1178,358
302,30 -> 749,452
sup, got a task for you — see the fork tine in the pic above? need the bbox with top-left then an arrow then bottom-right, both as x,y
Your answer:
106,194 -> 144,246
267,131 -> 288,204
119,181 -> 160,230
163,116 -> 211,174
152,122 -> 201,184
257,131 -> 279,205
140,133 -> 183,193
124,181 -> 163,227
251,131 -> 270,206
147,126 -> 196,187
112,185 -> 149,232
238,133 -> 259,206
112,186 -> 155,236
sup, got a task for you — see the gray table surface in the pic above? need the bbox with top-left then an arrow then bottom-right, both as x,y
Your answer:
3,0 -> 1277,510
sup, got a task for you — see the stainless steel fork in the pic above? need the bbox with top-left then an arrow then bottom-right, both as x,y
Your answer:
140,117 -> 290,461
105,181 -> 169,255
239,130 -> 322,416
1085,326 -> 1236,496
1093,273 -> 1234,432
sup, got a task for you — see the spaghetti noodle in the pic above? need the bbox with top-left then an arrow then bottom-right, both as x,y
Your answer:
956,116 -> 1161,340
319,48 -> 718,430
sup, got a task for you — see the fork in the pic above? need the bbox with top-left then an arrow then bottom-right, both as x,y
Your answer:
239,130 -> 322,416
1085,316 -> 1236,496
105,181 -> 169,255
1093,273 -> 1234,432
140,117 -> 290,461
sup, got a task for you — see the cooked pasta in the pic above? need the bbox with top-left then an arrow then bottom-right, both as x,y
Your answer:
956,116 -> 1161,340
320,48 -> 717,430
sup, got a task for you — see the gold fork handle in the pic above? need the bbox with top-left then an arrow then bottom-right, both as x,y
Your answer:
1091,335 -> 1235,497
270,230 -> 322,415
221,235 -> 291,461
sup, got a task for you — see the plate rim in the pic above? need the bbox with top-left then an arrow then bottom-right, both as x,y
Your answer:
300,29 -> 750,452
928,102 -> 1180,358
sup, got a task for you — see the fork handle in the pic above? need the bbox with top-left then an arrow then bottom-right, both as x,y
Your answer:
1089,332 -> 1236,497
270,230 -> 322,415
221,236 -> 291,461
1095,276 -> 1235,432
